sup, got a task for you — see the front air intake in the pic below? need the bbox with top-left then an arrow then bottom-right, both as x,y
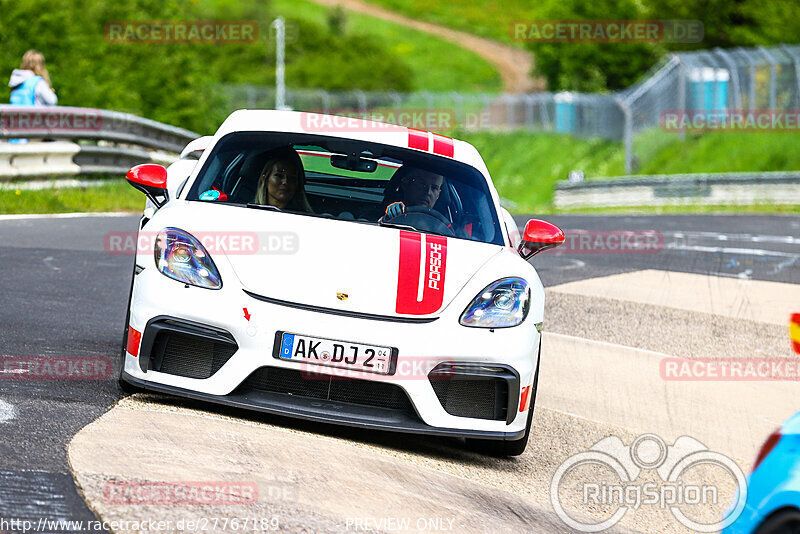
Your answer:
138,317 -> 238,378
239,367 -> 415,412
428,363 -> 519,423
152,331 -> 237,379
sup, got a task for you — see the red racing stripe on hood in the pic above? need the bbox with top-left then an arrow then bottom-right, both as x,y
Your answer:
396,231 -> 448,315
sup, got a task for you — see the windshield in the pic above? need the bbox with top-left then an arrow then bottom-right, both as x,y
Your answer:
186,132 -> 504,246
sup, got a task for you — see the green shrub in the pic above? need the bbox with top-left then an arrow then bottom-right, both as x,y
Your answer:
0,0 -> 413,133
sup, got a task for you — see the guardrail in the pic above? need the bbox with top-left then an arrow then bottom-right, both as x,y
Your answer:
0,106 -> 198,152
0,106 -> 199,179
555,172 -> 800,209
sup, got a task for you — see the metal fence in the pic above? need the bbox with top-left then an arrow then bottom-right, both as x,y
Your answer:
218,85 -> 623,138
554,171 -> 800,208
220,44 -> 800,173
618,44 -> 800,172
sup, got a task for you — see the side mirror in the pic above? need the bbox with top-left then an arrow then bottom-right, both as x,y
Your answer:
518,219 -> 565,259
127,164 -> 169,208
791,314 -> 800,354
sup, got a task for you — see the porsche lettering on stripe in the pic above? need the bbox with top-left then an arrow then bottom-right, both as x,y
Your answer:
396,231 -> 448,315
407,129 -> 454,158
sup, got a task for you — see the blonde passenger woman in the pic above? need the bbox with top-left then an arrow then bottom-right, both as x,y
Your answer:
9,49 -> 57,106
254,147 -> 313,212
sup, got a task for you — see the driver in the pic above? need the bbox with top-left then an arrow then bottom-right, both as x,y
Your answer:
381,168 -> 443,221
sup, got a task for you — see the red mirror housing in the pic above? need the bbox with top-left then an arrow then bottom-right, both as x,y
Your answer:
126,164 -> 168,207
518,219 -> 565,259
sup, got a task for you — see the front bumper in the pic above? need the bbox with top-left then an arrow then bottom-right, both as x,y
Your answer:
120,370 -> 526,440
124,264 -> 541,438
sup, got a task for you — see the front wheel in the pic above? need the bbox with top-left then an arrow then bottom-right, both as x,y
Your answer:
466,361 -> 539,457
756,508 -> 800,534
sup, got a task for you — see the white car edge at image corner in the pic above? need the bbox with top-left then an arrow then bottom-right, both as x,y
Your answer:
121,110 -> 545,444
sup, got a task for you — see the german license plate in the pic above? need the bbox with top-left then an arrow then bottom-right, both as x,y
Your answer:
276,332 -> 395,375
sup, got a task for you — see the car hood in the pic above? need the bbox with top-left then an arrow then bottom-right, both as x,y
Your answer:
162,204 -> 503,318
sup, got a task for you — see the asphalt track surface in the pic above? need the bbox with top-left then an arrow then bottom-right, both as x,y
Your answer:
0,213 -> 798,531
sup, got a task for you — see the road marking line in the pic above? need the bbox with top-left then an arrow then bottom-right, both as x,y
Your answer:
0,400 -> 17,423
0,368 -> 28,375
547,332 -> 673,359
666,231 -> 800,245
0,212 -> 133,221
43,257 -> 61,271
664,243 -> 799,258
0,179 -> 113,191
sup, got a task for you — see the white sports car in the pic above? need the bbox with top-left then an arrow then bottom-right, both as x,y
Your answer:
119,110 -> 564,456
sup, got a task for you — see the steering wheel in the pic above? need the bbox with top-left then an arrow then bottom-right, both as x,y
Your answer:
384,205 -> 455,237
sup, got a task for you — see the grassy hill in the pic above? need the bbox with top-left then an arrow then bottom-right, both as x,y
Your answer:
0,0 -> 500,134
363,0 -> 537,45
271,0 -> 501,92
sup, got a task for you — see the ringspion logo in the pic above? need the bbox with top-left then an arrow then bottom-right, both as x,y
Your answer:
551,434 -> 746,532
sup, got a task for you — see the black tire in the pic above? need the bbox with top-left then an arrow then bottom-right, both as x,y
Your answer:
755,508 -> 800,534
118,257 -> 142,394
466,359 -> 540,457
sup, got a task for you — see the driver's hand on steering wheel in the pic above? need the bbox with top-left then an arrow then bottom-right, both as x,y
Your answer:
384,201 -> 405,220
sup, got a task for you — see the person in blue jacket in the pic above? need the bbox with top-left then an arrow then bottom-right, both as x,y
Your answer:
8,50 -> 58,143
9,50 -> 57,106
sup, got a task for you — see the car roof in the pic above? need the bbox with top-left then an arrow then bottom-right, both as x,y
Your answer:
215,110 -> 493,182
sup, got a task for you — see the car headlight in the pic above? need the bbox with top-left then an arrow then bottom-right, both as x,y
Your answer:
460,277 -> 530,328
154,228 -> 222,289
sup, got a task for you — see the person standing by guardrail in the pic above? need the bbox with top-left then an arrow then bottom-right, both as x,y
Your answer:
7,49 -> 58,144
